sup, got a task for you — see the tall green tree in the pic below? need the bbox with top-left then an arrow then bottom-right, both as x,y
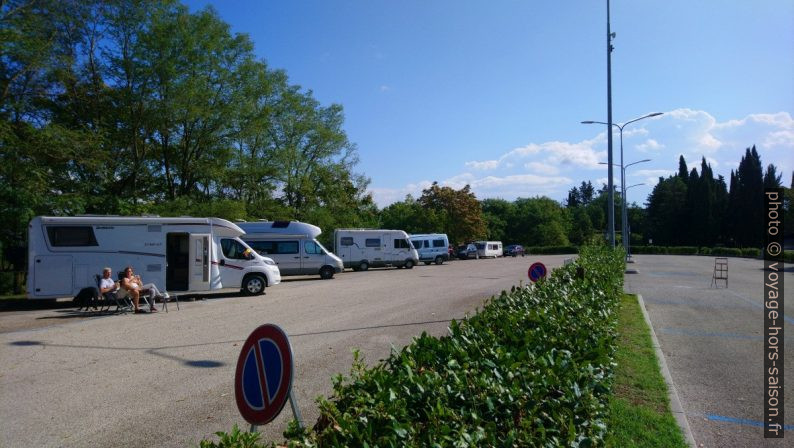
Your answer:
729,146 -> 764,246
418,183 -> 486,244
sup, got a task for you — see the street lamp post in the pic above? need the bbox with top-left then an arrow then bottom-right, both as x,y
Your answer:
623,181 -> 645,261
582,112 -> 662,256
598,159 -> 651,255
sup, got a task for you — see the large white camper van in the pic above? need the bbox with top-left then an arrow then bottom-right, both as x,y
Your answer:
334,229 -> 419,271
27,216 -> 281,299
409,233 -> 450,265
238,221 -> 344,279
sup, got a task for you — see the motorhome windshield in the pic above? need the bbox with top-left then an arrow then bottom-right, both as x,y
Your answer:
305,240 -> 326,255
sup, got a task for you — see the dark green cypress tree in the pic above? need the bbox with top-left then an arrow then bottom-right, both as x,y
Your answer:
678,155 -> 689,179
733,146 -> 764,246
763,164 -> 782,188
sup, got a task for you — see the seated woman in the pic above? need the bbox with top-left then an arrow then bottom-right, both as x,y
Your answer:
121,266 -> 166,314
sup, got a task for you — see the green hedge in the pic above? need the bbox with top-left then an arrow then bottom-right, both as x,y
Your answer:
202,246 -> 625,447
630,245 -> 783,259
527,245 -> 579,255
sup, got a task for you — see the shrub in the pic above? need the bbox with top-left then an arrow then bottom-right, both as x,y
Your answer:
785,251 -> 794,263
741,248 -> 761,258
267,246 -> 624,447
527,245 -> 579,255
711,247 -> 742,257
666,246 -> 698,255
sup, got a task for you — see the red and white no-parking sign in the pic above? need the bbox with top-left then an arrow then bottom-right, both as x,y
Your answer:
234,324 -> 294,425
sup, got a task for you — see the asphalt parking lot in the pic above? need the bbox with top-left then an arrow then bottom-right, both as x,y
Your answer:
0,254 -> 567,448
625,255 -> 793,448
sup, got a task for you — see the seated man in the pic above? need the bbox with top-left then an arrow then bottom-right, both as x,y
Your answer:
99,267 -> 119,298
120,266 -> 167,314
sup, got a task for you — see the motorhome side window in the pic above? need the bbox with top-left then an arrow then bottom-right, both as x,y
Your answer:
365,238 -> 380,247
340,237 -> 354,246
46,226 -> 98,247
433,239 -> 445,248
394,239 -> 410,249
305,241 -> 324,255
221,238 -> 250,260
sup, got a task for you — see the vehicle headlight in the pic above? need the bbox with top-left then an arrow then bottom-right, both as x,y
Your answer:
263,258 -> 276,266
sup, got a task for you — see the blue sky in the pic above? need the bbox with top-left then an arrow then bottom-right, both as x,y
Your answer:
185,0 -> 794,207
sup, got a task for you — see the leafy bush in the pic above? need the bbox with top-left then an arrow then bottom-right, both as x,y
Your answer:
630,246 -> 771,259
631,246 -> 667,255
267,246 -> 623,447
666,246 -> 698,255
784,251 -> 794,263
527,245 -> 579,255
200,424 -> 263,448
710,247 -> 743,257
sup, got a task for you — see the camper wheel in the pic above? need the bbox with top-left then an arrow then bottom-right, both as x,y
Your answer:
434,256 -> 444,265
404,259 -> 414,269
359,261 -> 369,272
319,266 -> 335,280
242,274 -> 266,296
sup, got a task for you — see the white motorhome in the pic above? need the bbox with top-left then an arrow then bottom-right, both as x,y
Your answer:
238,221 -> 343,280
475,241 -> 503,258
334,229 -> 419,271
409,233 -> 450,265
27,216 -> 281,299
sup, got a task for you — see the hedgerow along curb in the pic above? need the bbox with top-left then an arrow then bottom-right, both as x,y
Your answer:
200,246 -> 625,447
272,246 -> 625,447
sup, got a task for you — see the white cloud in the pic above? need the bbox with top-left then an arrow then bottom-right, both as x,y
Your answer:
464,160 -> 500,170
524,162 -> 560,175
636,139 -> 664,152
465,136 -> 606,172
632,169 -> 674,179
379,85 -> 391,92
370,108 -> 794,207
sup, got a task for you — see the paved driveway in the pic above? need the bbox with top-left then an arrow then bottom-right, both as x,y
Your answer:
1,254 -> 566,447
625,255 -> 793,448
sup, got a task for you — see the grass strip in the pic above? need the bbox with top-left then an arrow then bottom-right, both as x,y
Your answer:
606,293 -> 688,448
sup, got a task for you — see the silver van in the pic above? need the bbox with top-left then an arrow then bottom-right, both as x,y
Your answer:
409,233 -> 450,265
239,221 -> 344,280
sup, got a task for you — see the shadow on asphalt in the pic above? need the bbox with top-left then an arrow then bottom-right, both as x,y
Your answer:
0,299 -> 76,312
8,339 -> 227,368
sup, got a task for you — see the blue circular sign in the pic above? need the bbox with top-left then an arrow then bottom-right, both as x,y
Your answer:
234,324 -> 294,425
528,262 -> 547,282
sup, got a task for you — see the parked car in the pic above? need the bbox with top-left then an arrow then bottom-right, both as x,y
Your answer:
504,244 -> 526,257
457,243 -> 479,260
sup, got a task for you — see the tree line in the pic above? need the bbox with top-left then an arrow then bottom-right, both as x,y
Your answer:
1,0 -> 378,280
645,146 -> 792,247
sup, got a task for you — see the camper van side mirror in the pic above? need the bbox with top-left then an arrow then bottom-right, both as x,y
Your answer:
219,259 -> 225,266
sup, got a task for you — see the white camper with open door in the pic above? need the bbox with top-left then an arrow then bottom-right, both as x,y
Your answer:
27,216 -> 281,299
238,220 -> 343,279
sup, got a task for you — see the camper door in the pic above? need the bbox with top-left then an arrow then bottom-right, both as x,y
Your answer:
189,234 -> 210,291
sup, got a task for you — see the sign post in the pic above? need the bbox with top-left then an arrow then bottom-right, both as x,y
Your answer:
528,262 -> 547,283
234,324 -> 302,432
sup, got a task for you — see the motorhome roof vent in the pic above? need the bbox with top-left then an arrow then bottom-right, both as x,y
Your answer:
272,221 -> 291,228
